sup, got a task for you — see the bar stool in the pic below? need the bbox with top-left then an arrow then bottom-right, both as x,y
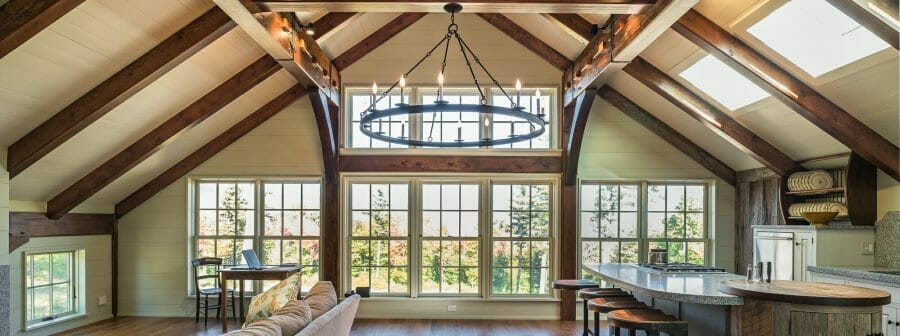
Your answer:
587,297 -> 649,336
578,288 -> 632,336
553,279 -> 600,323
607,308 -> 688,336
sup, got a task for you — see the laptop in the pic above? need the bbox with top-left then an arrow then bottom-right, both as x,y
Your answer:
231,249 -> 275,270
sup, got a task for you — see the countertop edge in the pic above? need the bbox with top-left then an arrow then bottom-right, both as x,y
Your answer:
807,266 -> 900,285
583,267 -> 744,306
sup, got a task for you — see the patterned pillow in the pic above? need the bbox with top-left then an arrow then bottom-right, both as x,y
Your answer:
268,299 -> 313,335
303,281 -> 338,320
244,273 -> 302,325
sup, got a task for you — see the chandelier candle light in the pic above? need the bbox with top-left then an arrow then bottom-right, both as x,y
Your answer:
359,2 -> 547,147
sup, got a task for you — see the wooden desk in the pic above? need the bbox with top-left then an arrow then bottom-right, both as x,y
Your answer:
218,266 -> 301,332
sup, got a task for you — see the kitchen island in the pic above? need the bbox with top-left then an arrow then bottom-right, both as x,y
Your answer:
584,263 -> 744,335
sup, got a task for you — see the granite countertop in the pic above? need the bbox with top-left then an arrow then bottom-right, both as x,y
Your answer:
583,263 -> 745,305
750,224 -> 875,230
807,266 -> 900,285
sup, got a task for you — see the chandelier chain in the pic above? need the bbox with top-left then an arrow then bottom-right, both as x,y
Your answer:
454,31 -> 486,104
457,35 -> 516,107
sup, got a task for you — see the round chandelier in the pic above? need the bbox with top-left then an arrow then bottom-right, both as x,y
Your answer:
359,3 -> 547,147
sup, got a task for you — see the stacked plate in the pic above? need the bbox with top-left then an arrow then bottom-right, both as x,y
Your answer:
788,202 -> 848,217
787,170 -> 834,191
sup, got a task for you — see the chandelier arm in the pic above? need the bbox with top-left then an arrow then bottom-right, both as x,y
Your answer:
454,32 -> 486,104
439,30 -> 452,77
365,34 -> 452,112
457,35 -> 516,107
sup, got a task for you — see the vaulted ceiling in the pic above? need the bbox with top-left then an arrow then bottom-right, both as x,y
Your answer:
0,0 -> 897,216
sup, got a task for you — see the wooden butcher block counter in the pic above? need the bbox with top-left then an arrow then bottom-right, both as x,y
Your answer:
720,280 -> 891,336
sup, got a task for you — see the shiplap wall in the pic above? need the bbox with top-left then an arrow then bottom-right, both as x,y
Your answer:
2,149 -> 10,333
116,99 -> 322,316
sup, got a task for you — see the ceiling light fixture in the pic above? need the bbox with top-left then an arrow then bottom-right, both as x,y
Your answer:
359,3 -> 546,147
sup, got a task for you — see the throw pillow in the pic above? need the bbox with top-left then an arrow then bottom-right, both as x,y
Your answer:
303,281 -> 338,319
244,273 -> 302,325
268,299 -> 313,335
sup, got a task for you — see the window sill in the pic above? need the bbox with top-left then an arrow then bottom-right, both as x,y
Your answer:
359,296 -> 559,302
340,148 -> 563,156
25,313 -> 87,332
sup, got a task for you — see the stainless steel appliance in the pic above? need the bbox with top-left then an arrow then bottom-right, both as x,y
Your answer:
648,248 -> 668,265
636,263 -> 727,274
753,231 -> 794,281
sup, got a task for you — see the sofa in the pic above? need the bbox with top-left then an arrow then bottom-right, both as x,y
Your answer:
223,280 -> 360,336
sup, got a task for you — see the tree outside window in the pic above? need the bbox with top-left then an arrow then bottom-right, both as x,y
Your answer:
491,184 -> 551,295
349,183 -> 410,295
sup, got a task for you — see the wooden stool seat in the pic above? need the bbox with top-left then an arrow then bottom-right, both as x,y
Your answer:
579,288 -> 631,300
590,300 -> 650,313
586,296 -> 638,312
553,279 -> 600,290
608,309 -> 688,336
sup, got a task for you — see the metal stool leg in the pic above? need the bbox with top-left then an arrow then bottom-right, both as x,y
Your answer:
583,299 -> 591,336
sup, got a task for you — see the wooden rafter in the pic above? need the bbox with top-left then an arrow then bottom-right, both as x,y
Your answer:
624,57 -> 803,176
825,0 -> 898,50
598,85 -> 737,185
310,12 -> 358,39
46,57 -> 281,219
477,13 -> 572,71
562,0 -> 697,107
543,13 -> 595,42
0,0 -> 86,59
332,12 -> 427,70
340,155 -> 562,173
9,212 -> 115,252
215,0 -> 340,105
673,9 -> 900,180
251,1 -> 657,13
563,89 -> 596,185
7,8 -> 236,178
115,84 -> 307,218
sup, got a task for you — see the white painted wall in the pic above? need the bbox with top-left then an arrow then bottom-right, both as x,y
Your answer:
116,99 -> 322,317
2,148 -> 10,331
877,171 -> 900,222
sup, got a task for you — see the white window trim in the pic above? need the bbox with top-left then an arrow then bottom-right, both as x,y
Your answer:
342,174 -> 559,300
21,248 -> 86,332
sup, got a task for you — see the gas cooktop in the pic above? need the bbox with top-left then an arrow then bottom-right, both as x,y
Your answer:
636,263 -> 727,274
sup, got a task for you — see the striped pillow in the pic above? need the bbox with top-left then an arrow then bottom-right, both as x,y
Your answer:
244,273 -> 302,325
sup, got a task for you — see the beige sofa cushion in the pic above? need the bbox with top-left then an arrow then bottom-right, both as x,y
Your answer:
245,273 -> 302,325
222,318 -> 282,336
269,299 -> 314,335
303,281 -> 337,319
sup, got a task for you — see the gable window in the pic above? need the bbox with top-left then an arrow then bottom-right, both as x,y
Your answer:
25,251 -> 82,329
192,179 -> 322,293
345,86 -> 556,149
679,55 -> 769,110
747,0 -> 890,77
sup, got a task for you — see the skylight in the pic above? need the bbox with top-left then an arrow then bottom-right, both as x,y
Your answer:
747,0 -> 890,77
679,55 -> 770,110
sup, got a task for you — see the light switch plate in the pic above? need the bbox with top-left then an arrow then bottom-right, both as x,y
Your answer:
447,305 -> 457,312
861,241 -> 875,255
98,295 -> 107,306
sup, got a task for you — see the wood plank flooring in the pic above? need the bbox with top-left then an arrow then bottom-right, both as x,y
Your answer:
52,317 -> 596,336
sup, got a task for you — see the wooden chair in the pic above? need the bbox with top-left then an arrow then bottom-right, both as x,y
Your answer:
192,257 -> 237,326
578,288 -> 631,336
607,308 -> 688,336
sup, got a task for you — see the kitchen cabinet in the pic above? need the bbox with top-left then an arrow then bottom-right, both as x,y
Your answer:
807,271 -> 900,336
752,226 -> 874,281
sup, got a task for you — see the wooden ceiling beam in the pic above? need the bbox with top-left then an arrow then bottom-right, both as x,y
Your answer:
332,12 -> 427,70
340,155 -> 562,173
562,0 -> 697,107
46,56 -> 281,220
825,0 -> 898,50
624,57 -> 803,176
673,9 -> 900,180
7,8 -> 235,178
543,13 -> 596,42
9,212 -> 114,252
251,1 -> 657,13
115,84 -> 307,218
0,0 -> 86,59
477,13 -> 572,71
215,0 -> 340,105
598,85 -> 737,185
563,89 -> 595,185
310,12 -> 358,40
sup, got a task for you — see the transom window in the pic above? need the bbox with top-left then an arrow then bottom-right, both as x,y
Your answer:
25,251 -> 78,327
747,0 -> 890,77
346,178 -> 555,298
193,179 -> 322,293
679,55 -> 769,110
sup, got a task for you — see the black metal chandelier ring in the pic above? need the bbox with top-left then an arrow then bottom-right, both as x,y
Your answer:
361,103 -> 546,147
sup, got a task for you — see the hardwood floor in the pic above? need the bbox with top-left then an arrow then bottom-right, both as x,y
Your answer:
52,317 -> 597,336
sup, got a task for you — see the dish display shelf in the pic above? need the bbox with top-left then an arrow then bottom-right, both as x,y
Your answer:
780,153 -> 876,226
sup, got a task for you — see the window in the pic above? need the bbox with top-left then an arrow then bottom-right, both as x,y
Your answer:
346,86 -> 555,149
193,180 -> 322,293
490,184 -> 551,295
345,178 -> 555,298
421,183 -> 480,294
579,182 -> 709,277
580,183 -> 640,266
679,55 -> 769,110
25,251 -> 78,326
747,0 -> 890,77
647,183 -> 706,265
349,183 -> 410,295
